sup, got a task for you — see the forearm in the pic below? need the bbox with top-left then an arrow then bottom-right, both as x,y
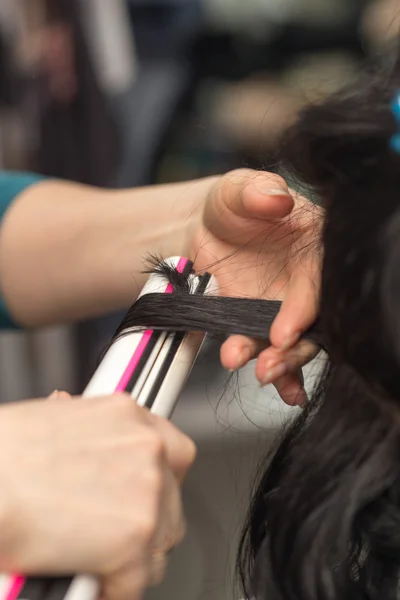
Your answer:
0,177 -> 215,327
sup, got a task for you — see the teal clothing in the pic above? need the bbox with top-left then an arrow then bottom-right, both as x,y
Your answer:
0,172 -> 46,329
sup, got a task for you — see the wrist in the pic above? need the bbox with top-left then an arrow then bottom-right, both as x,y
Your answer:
92,177 -> 218,307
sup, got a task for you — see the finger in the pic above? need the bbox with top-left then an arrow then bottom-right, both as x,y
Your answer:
151,467 -> 186,555
147,552 -> 168,588
273,372 -> 308,407
255,340 -> 318,406
220,335 -> 267,371
144,414 -> 197,483
102,565 -> 147,600
296,367 -> 305,387
220,169 -> 294,220
255,339 -> 319,386
255,346 -> 309,406
269,266 -> 320,350
158,487 -> 186,552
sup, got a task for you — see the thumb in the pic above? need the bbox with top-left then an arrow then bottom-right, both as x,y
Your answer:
219,169 -> 294,220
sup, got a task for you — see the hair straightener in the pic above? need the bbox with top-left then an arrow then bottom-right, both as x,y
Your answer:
0,257 -> 217,600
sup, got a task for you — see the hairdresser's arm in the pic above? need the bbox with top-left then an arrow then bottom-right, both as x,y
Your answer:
0,175 -> 212,327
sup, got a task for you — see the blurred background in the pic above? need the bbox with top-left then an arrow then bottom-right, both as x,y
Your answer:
0,0 -> 398,598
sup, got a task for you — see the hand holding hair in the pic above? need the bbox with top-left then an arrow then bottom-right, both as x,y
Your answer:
191,168 -> 323,406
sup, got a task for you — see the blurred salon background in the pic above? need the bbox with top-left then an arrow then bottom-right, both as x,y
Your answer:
0,1 -> 397,599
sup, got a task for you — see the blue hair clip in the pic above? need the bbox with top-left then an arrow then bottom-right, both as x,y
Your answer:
390,92 -> 400,153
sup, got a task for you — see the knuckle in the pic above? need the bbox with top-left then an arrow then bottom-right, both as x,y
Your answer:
114,511 -> 158,562
141,431 -> 165,462
130,511 -> 158,546
112,395 -> 153,426
141,464 -> 164,499
112,392 -> 134,414
183,438 -> 197,469
223,168 -> 253,187
227,167 -> 253,179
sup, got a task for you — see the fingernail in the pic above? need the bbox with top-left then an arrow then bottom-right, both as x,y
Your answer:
262,362 -> 288,386
279,332 -> 301,351
48,389 -> 59,399
261,188 -> 290,196
237,347 -> 252,370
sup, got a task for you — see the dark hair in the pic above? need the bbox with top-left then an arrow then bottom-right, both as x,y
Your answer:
237,44 -> 400,600
109,44 -> 400,600
110,257 -> 325,349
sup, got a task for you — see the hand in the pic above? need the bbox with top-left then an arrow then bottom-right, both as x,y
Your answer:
0,394 -> 195,600
191,169 -> 323,406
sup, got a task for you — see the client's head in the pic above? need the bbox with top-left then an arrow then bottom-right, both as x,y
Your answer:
238,45 -> 400,600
